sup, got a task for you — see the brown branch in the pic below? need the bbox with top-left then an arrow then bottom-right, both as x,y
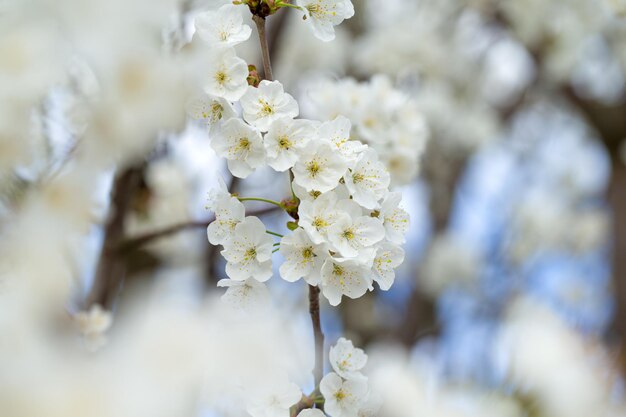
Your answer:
253,15 -> 274,81
308,284 -> 325,392
85,164 -> 144,309
116,205 -> 281,253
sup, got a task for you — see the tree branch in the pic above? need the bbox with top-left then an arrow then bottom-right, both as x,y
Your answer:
116,205 -> 281,253
85,164 -> 144,309
308,284 -> 325,392
253,15 -> 274,81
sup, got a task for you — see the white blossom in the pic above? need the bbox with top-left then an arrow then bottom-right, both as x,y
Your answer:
320,372 -> 368,417
217,278 -> 270,311
247,379 -> 302,417
378,192 -> 409,244
221,216 -> 274,282
371,242 -> 404,291
318,116 -> 366,165
293,141 -> 349,193
206,176 -> 231,211
320,258 -> 373,306
329,337 -> 368,380
185,93 -> 236,130
265,116 -> 317,171
240,80 -> 299,131
344,148 -> 390,210
279,228 -> 327,285
75,304 -> 113,351
299,191 -> 345,244
327,199 -> 385,258
207,194 -> 245,245
296,0 -> 355,42
204,47 -> 249,101
211,118 -> 266,178
194,4 -> 252,48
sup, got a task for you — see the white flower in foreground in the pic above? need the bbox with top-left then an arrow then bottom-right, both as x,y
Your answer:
241,80 -> 299,131
329,338 -> 368,380
344,148 -> 390,210
194,4 -> 252,48
279,228 -> 327,285
297,410 -> 326,417
247,380 -> 302,417
211,118 -> 265,178
371,242 -> 404,291
299,191 -> 344,244
297,0 -> 355,42
293,141 -> 349,192
327,199 -> 385,258
221,216 -> 274,282
319,116 -> 366,165
217,278 -> 270,311
206,176 -> 230,211
320,372 -> 368,417
75,304 -> 112,351
204,47 -> 248,101
265,117 -> 317,171
185,93 -> 236,130
75,304 -> 112,336
207,195 -> 245,245
378,192 -> 409,244
320,258 -> 372,306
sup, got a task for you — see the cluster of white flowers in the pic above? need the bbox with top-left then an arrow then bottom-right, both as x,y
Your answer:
320,338 -> 374,417
209,171 -> 409,307
194,4 -> 408,308
301,75 -> 429,185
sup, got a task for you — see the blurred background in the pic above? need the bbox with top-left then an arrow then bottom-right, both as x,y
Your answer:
2,0 -> 626,416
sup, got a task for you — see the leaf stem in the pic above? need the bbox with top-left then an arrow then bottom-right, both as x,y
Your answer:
266,230 -> 284,238
238,197 -> 283,207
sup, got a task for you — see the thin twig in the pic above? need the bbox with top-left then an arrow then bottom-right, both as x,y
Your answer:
117,205 -> 281,253
253,15 -> 274,81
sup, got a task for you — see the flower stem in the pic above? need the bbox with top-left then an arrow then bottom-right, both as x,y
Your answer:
253,15 -> 273,81
277,1 -> 302,10
272,247 -> 280,253
238,197 -> 283,207
266,230 -> 284,238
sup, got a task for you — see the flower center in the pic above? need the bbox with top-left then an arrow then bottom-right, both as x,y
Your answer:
332,263 -> 344,276
313,217 -> 328,229
334,389 -> 346,401
352,172 -> 364,183
278,135 -> 292,149
239,137 -> 251,150
259,99 -> 274,116
342,228 -> 355,240
215,71 -> 229,85
211,102 -> 224,120
245,247 -> 257,259
302,247 -> 314,259
306,160 -> 321,177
